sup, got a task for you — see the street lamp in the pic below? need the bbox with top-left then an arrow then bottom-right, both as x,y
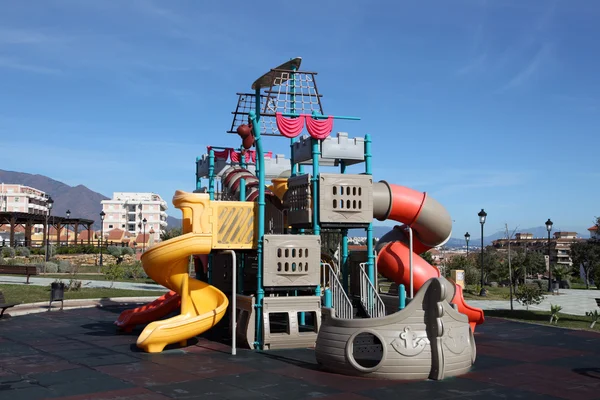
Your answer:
45,197 -> 54,262
464,232 -> 470,256
142,218 -> 147,252
478,209 -> 487,296
65,209 -> 71,247
545,218 -> 553,292
99,210 -> 105,266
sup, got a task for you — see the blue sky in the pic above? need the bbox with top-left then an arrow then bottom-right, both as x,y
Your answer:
1,0 -> 598,239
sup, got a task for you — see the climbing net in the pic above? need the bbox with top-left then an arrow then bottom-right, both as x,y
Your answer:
265,70 -> 323,116
228,93 -> 279,136
229,70 -> 325,137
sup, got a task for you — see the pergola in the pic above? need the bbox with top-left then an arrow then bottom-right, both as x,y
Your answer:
0,211 -> 95,247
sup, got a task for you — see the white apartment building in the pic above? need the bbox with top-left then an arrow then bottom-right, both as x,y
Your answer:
100,192 -> 168,243
0,183 -> 51,215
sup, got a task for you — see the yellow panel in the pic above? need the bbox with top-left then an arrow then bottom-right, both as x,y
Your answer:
211,201 -> 257,249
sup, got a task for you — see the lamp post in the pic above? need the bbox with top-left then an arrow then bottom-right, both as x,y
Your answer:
478,209 -> 487,296
142,218 -> 147,252
65,209 -> 70,247
45,197 -> 54,262
464,232 -> 470,257
99,211 -> 105,266
545,218 -> 553,292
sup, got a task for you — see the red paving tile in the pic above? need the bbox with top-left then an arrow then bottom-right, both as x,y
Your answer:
567,330 -> 600,338
49,387 -> 171,400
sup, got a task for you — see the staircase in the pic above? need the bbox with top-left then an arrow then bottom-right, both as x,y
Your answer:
359,262 -> 386,318
321,262 -> 353,319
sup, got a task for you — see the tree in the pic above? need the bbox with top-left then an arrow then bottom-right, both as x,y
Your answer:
570,241 -> 600,289
160,227 -> 182,241
551,264 -> 570,294
477,247 -> 503,283
420,251 -> 434,265
447,254 -> 479,286
523,251 -> 547,277
515,284 -> 544,310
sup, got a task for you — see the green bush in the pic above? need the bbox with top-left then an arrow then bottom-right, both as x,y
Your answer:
515,284 -> 545,310
121,247 -> 134,256
102,264 -> 125,288
67,279 -> 82,291
54,244 -> 100,255
122,262 -> 147,280
58,260 -> 73,273
586,310 -> 600,328
1,247 -> 15,258
525,279 -> 544,289
550,304 -> 562,324
15,247 -> 31,257
43,261 -> 59,273
107,246 -> 122,258
464,264 -> 480,286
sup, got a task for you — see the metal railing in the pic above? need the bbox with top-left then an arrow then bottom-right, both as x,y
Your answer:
359,262 -> 386,318
321,262 -> 353,319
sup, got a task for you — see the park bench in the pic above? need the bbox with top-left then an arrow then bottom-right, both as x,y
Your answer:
0,291 -> 17,319
0,265 -> 39,284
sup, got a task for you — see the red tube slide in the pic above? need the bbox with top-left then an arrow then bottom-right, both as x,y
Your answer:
115,291 -> 181,333
373,183 -> 485,331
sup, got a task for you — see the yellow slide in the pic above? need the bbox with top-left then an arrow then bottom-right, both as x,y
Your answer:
136,190 -> 256,353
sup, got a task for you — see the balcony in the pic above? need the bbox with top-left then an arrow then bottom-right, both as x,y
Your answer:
159,220 -> 168,227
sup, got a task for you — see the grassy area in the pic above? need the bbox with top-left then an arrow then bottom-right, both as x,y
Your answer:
0,284 -> 160,305
42,274 -> 155,284
570,282 -> 598,290
484,309 -> 600,332
463,285 -> 511,301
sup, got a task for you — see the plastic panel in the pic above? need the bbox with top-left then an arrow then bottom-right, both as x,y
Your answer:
319,173 -> 373,227
263,234 -> 321,287
262,296 -> 322,350
235,294 -> 256,349
196,153 -> 290,180
292,133 -> 365,166
284,174 -> 312,228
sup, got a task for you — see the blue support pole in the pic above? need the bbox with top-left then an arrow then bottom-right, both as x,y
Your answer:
208,149 -> 215,201
239,147 -> 246,201
238,146 -> 246,294
207,148 -> 215,284
311,126 -> 321,298
398,284 -> 406,310
324,289 -> 332,308
340,160 -> 349,292
364,134 -> 375,285
249,90 -> 265,350
290,62 -> 298,178
195,156 -> 202,191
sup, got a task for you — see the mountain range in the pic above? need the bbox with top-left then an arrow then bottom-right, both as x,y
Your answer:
0,169 -> 182,230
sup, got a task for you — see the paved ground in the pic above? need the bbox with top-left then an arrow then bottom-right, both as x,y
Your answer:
0,275 -> 166,292
1,306 -> 599,399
